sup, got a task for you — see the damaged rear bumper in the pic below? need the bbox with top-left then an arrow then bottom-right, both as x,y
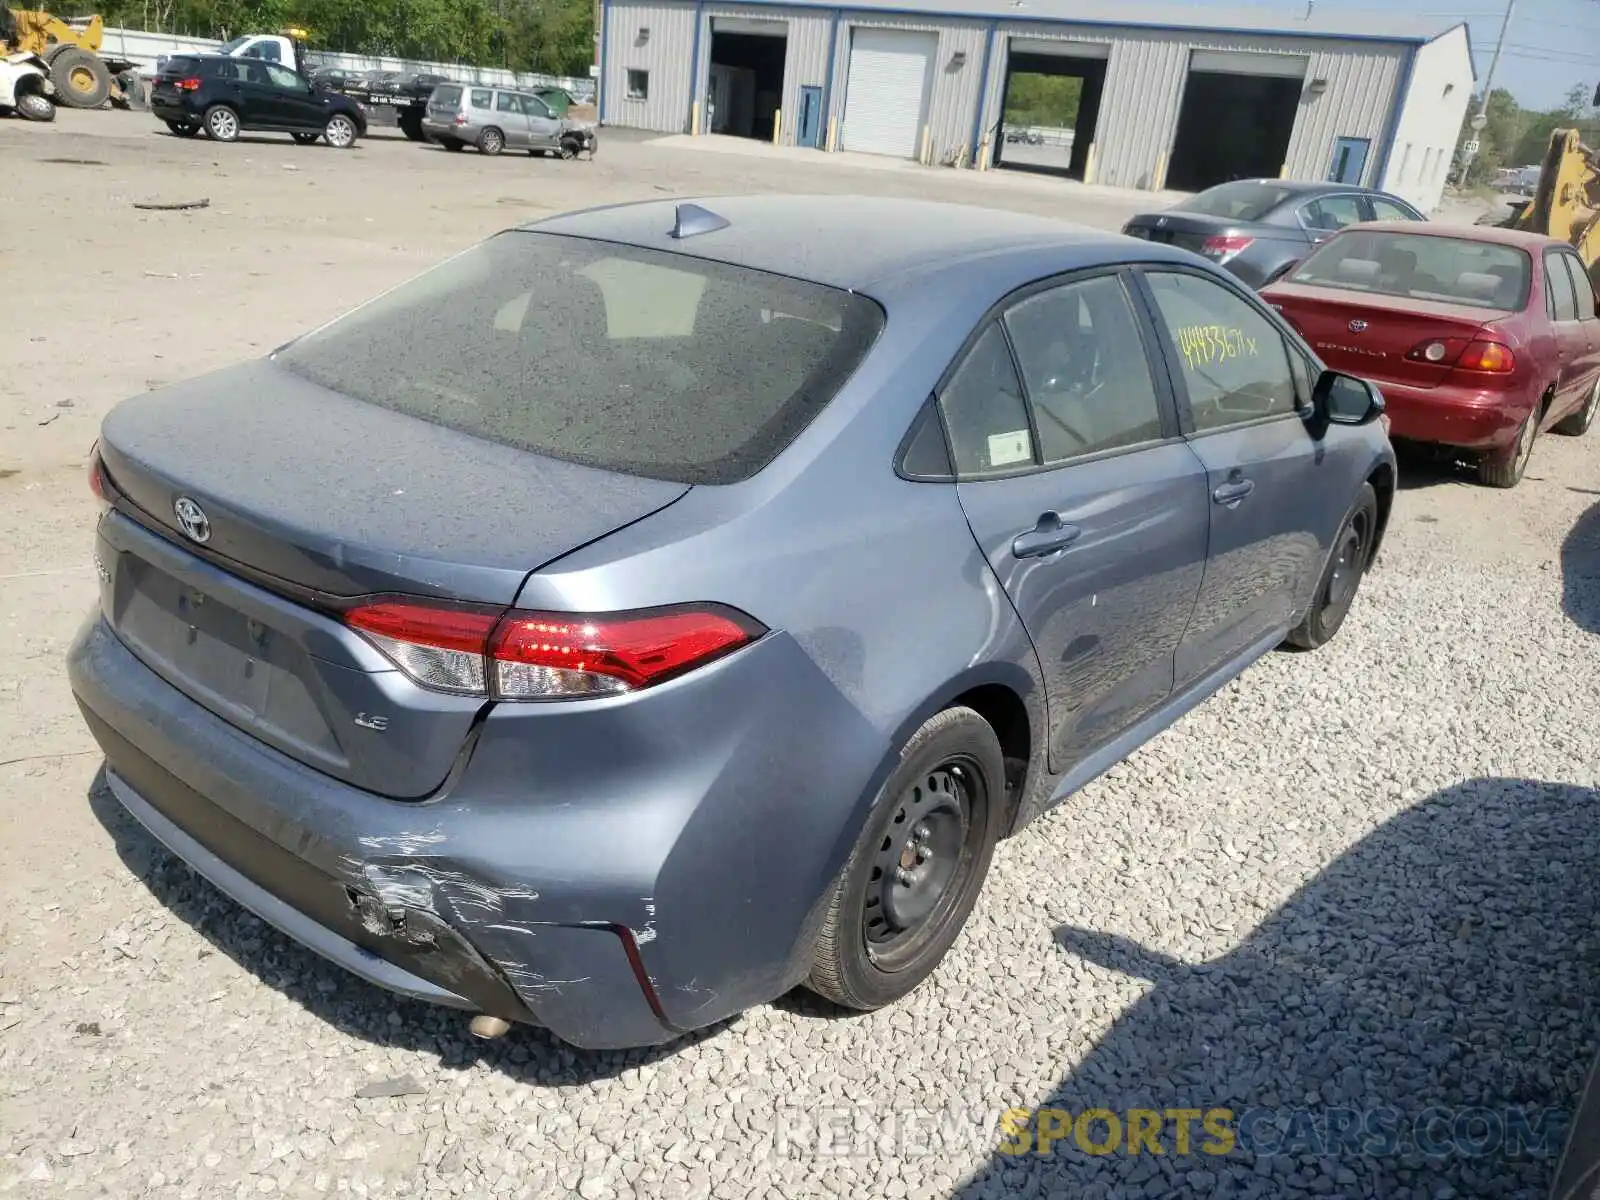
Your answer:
67,611 -> 889,1049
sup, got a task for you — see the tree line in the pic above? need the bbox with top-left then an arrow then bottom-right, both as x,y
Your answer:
98,0 -> 596,76
1454,84 -> 1599,186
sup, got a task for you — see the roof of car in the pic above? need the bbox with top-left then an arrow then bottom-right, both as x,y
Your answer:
1343,219 -> 1564,251
523,194 -> 1191,295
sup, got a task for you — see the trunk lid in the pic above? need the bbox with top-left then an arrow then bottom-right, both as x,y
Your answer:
95,359 -> 689,798
1122,212 -> 1286,257
1264,282 -> 1504,390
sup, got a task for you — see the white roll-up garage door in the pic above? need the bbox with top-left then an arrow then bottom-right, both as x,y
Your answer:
841,28 -> 937,158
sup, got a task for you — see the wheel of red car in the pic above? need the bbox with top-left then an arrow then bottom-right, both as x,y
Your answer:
1479,400 -> 1541,488
1287,482 -> 1378,651
805,706 -> 1005,1011
1556,375 -> 1600,437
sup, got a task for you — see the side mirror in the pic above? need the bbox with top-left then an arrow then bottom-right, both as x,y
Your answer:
1313,369 -> 1386,426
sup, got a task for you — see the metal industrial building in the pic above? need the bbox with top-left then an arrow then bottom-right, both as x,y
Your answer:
595,1 -> 1473,211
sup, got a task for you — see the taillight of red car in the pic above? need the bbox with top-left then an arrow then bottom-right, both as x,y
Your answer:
345,600 -> 765,700
1405,337 -> 1515,374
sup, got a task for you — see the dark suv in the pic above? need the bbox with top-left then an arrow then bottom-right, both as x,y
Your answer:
151,54 -> 366,148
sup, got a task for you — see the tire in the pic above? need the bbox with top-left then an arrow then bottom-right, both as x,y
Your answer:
323,114 -> 358,149
17,91 -> 55,122
202,104 -> 240,142
165,120 -> 199,137
398,112 -> 425,141
805,706 -> 1006,1011
1556,376 -> 1600,436
1478,399 -> 1541,488
439,137 -> 464,152
477,126 -> 505,156
48,47 -> 111,109
558,138 -> 579,160
291,131 -> 320,145
1286,482 -> 1379,651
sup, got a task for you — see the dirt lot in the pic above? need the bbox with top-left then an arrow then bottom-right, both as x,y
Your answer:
3,110 -> 1600,1200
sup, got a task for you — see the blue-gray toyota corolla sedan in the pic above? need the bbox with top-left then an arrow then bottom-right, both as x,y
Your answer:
67,195 -> 1396,1050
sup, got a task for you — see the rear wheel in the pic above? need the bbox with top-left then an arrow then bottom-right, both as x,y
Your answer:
805,706 -> 1005,1011
203,104 -> 240,142
439,137 -> 464,152
477,126 -> 505,156
1286,482 -> 1378,651
323,114 -> 358,149
398,111 -> 425,141
48,47 -> 111,109
1556,376 -> 1600,436
165,119 -> 199,137
1479,400 -> 1541,488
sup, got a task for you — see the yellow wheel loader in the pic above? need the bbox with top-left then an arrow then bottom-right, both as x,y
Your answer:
0,8 -> 137,109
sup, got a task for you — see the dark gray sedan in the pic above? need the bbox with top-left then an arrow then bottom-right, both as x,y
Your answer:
69,195 -> 1395,1050
1123,179 -> 1427,288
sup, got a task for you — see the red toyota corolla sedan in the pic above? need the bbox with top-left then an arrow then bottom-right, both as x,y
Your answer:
1262,221 -> 1600,487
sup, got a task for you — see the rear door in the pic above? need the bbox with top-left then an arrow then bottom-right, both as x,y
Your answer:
233,60 -> 286,125
1556,251 -> 1600,419
1544,248 -> 1588,410
493,90 -> 530,146
1135,267 -> 1329,687
941,270 -> 1210,771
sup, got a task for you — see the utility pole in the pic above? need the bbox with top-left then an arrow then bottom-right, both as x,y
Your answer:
1456,0 -> 1517,185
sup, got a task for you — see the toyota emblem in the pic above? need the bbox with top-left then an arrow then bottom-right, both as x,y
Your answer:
173,496 -> 211,544
1348,319 -> 1368,333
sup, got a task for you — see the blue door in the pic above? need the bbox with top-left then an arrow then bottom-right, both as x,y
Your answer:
797,85 -> 823,149
1328,137 -> 1370,185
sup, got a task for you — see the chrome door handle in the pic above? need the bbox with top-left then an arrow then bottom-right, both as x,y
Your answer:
1212,479 -> 1256,505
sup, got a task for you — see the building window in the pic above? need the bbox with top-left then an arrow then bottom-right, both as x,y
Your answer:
627,69 -> 649,101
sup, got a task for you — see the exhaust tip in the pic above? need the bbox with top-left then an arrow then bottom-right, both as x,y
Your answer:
468,1014 -> 511,1040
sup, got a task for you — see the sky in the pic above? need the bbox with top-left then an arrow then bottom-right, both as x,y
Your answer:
1172,0 -> 1600,110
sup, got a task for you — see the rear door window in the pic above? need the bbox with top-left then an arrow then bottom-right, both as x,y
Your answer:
495,92 -> 521,114
273,232 -> 885,485
937,325 -> 1034,476
470,88 -> 491,109
1547,252 -> 1580,321
1561,254 -> 1595,319
1369,197 -> 1422,222
1300,195 -> 1365,232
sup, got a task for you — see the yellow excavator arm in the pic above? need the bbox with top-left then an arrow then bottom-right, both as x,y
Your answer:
2,9 -> 104,55
1508,128 -> 1600,272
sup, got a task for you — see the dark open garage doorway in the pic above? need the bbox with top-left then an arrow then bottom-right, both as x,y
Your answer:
993,40 -> 1107,180
708,17 -> 787,141
1166,50 -> 1307,192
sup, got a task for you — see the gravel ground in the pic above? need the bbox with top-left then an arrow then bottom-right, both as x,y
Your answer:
2,112 -> 1594,1200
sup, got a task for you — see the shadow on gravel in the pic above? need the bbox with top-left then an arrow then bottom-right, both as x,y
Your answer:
86,770 -> 731,1084
954,777 -> 1600,1200
1561,499 -> 1600,636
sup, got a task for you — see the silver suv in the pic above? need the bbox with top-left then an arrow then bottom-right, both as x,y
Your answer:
422,83 -> 596,158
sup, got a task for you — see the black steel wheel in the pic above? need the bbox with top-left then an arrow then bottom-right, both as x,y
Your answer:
806,706 -> 1006,1011
1286,482 -> 1378,650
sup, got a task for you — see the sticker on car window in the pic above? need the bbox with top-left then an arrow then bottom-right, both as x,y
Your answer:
987,430 -> 1032,468
1174,325 -> 1259,370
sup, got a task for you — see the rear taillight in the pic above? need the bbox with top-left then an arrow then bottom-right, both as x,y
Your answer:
175,76 -> 202,91
1405,337 -> 1469,366
1202,234 -> 1255,259
88,441 -> 108,505
344,600 -> 764,700
453,114 -> 467,125
1455,340 -> 1516,374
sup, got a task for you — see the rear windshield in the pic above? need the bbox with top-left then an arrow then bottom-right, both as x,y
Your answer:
274,232 -> 885,485
159,55 -> 202,77
1182,181 -> 1295,222
431,84 -> 463,107
1291,230 -> 1531,311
